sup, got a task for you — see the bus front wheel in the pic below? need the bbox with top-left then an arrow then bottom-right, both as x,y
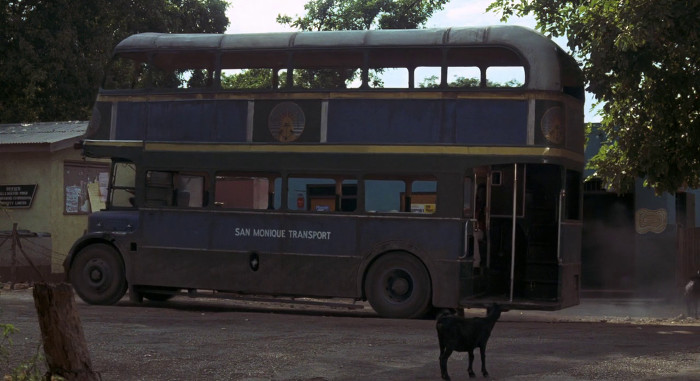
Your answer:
365,252 -> 432,319
69,243 -> 127,305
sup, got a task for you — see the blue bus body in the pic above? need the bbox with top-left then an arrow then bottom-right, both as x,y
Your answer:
66,26 -> 585,318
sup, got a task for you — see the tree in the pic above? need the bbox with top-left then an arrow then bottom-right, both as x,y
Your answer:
277,0 -> 449,31
487,0 -> 700,194
418,75 -> 521,88
0,0 -> 229,123
222,0 -> 448,90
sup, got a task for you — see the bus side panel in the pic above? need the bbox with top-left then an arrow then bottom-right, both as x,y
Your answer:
327,99 -> 527,145
116,102 -> 148,140
129,210 -> 469,305
146,100 -> 248,142
355,217 -> 465,308
131,210 -> 362,298
454,99 -> 528,145
326,100 -> 444,143
115,100 -> 249,143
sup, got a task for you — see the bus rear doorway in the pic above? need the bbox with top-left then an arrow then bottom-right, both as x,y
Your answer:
461,164 -> 581,310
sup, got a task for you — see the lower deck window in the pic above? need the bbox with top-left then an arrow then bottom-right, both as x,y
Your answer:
288,177 -> 357,212
110,162 -> 136,209
365,178 -> 437,214
215,173 -> 281,210
145,171 -> 207,208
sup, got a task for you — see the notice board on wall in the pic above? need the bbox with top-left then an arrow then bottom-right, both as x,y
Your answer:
64,162 -> 109,215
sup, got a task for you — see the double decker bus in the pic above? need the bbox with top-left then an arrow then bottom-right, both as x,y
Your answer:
65,26 -> 585,318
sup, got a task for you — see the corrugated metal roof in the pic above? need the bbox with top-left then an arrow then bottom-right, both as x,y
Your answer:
0,121 -> 87,145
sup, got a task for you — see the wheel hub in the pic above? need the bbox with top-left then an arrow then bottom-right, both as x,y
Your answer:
84,258 -> 110,289
390,277 -> 409,296
385,270 -> 413,302
89,268 -> 103,282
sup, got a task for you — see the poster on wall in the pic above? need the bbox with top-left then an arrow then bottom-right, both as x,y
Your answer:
0,184 -> 37,208
63,162 -> 110,215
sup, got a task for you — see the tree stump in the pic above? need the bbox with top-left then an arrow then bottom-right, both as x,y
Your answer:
32,283 -> 100,381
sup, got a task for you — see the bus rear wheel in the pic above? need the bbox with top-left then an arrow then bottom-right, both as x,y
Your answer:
69,243 -> 127,305
365,252 -> 432,319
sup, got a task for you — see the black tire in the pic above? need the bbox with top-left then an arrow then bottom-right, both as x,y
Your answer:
365,252 -> 432,319
69,243 -> 127,305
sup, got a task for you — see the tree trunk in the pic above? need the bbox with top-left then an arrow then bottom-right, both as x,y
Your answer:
32,283 -> 100,381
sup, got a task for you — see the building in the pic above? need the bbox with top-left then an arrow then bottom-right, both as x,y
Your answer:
0,121 -> 108,283
583,124 -> 700,298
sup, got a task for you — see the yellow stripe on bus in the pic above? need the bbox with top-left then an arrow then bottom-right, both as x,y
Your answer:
84,140 -> 584,162
96,91 -> 568,103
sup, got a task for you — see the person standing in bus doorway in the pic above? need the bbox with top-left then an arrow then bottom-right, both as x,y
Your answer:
474,183 -> 487,272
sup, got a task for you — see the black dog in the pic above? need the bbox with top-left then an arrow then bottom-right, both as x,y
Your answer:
685,270 -> 700,318
436,304 -> 502,379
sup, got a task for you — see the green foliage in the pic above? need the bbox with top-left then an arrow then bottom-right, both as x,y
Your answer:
225,1 -> 448,89
488,0 -> 700,194
1,324 -> 17,364
0,0 -> 229,123
222,69 -> 274,90
4,347 -> 44,381
2,322 -> 47,380
0,324 -> 41,381
277,0 -> 449,31
418,75 -> 521,88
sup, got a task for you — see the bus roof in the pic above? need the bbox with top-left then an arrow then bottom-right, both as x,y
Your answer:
114,26 -> 582,92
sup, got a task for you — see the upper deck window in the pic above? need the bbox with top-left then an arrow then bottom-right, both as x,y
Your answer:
220,51 -> 287,90
486,66 -> 525,88
103,52 -> 216,90
103,41 -> 535,92
103,54 -> 149,90
291,68 -> 362,90
221,68 -> 275,90
415,66 -> 441,88
150,52 -> 215,89
447,67 -> 480,88
446,47 -> 527,88
370,68 -> 409,88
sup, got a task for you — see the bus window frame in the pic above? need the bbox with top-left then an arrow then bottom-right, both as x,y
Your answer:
103,45 -> 533,92
108,161 -> 137,210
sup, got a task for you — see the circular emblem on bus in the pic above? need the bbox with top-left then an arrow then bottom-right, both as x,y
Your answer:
540,106 -> 564,145
268,102 -> 305,142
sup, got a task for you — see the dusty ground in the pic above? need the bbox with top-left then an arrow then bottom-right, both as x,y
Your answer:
1,286 -> 700,380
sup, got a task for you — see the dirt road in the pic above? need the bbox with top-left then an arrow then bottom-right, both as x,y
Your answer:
2,289 -> 699,380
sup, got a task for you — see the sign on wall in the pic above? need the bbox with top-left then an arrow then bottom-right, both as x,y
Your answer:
0,184 -> 38,208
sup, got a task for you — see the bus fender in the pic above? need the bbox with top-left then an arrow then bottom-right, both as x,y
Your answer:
62,233 -> 122,277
